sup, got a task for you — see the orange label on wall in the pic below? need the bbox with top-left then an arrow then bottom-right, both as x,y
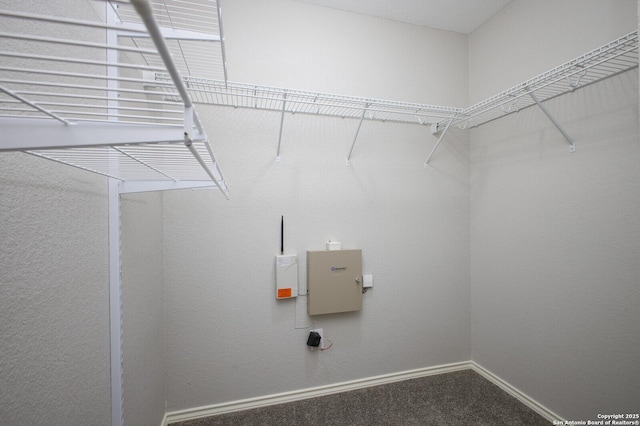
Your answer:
277,288 -> 292,298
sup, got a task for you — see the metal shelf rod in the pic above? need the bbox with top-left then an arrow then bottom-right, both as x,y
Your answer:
0,32 -> 159,55
4,82 -> 179,100
0,90 -> 180,107
424,116 -> 454,168
0,9 -> 147,33
276,93 -> 287,162
20,101 -> 182,114
112,146 -> 178,181
346,106 -> 368,165
0,84 -> 70,124
27,150 -> 123,180
186,141 -> 229,199
528,90 -> 575,152
130,0 -> 194,109
0,66 -> 171,87
0,51 -> 165,72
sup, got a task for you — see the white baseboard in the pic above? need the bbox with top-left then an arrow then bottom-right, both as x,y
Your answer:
162,360 -> 563,426
162,361 -> 471,425
469,361 -> 564,423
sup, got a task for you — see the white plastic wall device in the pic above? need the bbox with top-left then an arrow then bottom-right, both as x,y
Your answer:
276,254 -> 298,299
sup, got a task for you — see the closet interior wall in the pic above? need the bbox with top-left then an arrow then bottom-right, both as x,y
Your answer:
0,155 -> 111,426
0,0 -> 227,424
468,0 -> 639,421
0,1 -> 112,425
161,0 -> 471,412
121,191 -> 165,426
1,0 -> 638,424
160,0 -> 638,418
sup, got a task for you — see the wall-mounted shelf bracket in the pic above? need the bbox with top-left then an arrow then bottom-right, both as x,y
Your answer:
500,95 -> 519,113
566,64 -> 587,90
425,116 -> 455,168
0,84 -> 72,125
276,93 -> 287,162
528,89 -> 575,152
346,105 -> 369,166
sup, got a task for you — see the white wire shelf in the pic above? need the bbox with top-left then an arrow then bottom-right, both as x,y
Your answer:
110,0 -> 227,81
441,31 -> 638,130
1,0 -> 637,181
0,0 -> 228,196
150,74 -> 464,126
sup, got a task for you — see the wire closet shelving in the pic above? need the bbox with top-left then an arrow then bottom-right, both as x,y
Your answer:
457,31 -> 638,129
1,3 -> 638,426
0,0 -> 229,196
432,30 -> 639,156
1,0 -> 636,175
141,29 -> 638,164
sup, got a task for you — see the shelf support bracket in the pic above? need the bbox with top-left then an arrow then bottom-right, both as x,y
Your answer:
276,93 -> 287,162
0,84 -> 72,125
346,105 -> 368,166
528,89 -> 576,152
424,116 -> 454,168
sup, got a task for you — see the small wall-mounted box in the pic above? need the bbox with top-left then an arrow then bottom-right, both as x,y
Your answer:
326,241 -> 342,251
307,249 -> 362,315
275,254 -> 298,299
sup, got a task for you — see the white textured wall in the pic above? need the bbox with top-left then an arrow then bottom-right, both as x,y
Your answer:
469,0 -> 638,103
223,0 -> 469,106
0,0 -> 114,424
469,0 -> 639,420
4,0 -> 636,422
121,192 -> 166,426
163,106 -> 470,410
161,0 -> 471,411
0,153 -> 111,425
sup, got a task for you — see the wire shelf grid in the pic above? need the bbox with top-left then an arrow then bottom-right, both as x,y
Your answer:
447,31 -> 638,129
153,74 -> 464,126
28,140 -> 218,182
0,0 -> 637,188
110,0 -> 226,81
0,1 -> 228,195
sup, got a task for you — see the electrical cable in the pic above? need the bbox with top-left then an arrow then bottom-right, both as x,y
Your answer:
320,339 -> 333,351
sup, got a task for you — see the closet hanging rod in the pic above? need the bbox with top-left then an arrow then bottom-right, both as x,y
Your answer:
129,0 -> 229,196
131,0 -> 194,110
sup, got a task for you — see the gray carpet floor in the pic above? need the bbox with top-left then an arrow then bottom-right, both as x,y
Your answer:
171,369 -> 551,425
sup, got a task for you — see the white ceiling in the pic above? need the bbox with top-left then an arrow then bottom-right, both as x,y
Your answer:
297,0 -> 513,34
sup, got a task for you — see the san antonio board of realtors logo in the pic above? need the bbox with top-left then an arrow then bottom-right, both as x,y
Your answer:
331,266 -> 347,272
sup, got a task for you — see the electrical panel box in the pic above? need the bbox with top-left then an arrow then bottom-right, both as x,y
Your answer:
307,249 -> 362,315
275,254 -> 298,299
